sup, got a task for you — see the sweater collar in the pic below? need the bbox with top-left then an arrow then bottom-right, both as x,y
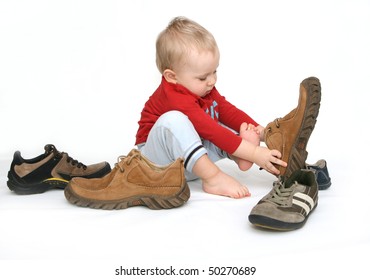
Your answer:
161,76 -> 215,100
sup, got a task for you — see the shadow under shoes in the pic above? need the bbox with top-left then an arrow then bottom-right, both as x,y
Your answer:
265,77 -> 321,179
64,149 -> 190,210
7,144 -> 111,195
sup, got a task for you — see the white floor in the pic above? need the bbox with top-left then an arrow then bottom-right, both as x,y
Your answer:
1,1 -> 369,279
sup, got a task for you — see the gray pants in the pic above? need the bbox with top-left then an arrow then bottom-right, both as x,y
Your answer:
137,111 -> 231,181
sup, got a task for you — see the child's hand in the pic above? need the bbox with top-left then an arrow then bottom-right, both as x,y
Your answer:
252,146 -> 287,175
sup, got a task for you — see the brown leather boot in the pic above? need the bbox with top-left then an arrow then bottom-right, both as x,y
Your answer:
64,149 -> 190,210
264,77 -> 321,178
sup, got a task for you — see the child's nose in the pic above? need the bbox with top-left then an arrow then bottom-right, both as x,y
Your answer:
208,75 -> 216,86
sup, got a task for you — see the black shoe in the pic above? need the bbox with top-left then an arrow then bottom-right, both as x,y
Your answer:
306,159 -> 331,190
7,144 -> 111,194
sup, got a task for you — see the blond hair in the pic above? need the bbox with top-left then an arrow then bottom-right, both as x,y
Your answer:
156,16 -> 219,74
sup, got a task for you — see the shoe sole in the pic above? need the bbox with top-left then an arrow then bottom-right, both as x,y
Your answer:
318,181 -> 331,191
248,204 -> 317,231
283,77 -> 321,178
7,164 -> 111,195
64,182 -> 191,210
7,171 -> 68,194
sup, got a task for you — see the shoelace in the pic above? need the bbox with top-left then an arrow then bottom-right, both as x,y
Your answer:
64,153 -> 87,169
268,179 -> 298,206
266,118 -> 281,132
54,150 -> 87,169
46,144 -> 87,169
116,151 -> 142,172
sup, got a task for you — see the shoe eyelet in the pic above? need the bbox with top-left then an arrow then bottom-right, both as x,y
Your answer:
274,118 -> 281,128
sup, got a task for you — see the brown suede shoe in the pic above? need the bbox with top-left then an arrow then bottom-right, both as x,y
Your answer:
265,77 -> 321,178
64,149 -> 190,210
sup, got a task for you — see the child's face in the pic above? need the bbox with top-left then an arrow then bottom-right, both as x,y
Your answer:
174,48 -> 219,97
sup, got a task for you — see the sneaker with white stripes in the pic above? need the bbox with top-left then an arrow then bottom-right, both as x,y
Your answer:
248,169 -> 318,231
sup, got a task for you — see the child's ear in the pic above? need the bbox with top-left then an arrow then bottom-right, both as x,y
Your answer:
163,69 -> 177,84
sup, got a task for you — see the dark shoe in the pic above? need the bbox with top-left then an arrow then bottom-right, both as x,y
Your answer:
64,149 -> 190,210
249,169 -> 318,231
265,77 -> 321,178
306,159 -> 331,190
7,144 -> 111,194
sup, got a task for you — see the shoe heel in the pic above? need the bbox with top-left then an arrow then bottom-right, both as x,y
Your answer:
7,171 -> 67,195
142,182 -> 191,210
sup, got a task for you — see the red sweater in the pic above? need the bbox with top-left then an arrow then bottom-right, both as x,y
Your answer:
135,77 -> 259,154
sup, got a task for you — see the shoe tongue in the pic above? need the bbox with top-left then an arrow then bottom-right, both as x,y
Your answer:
128,149 -> 141,157
281,173 -> 299,188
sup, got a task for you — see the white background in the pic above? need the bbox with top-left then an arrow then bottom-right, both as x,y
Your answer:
0,0 -> 369,279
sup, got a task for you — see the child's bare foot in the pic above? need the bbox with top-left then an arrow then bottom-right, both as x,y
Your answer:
202,169 -> 251,199
238,123 -> 260,171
